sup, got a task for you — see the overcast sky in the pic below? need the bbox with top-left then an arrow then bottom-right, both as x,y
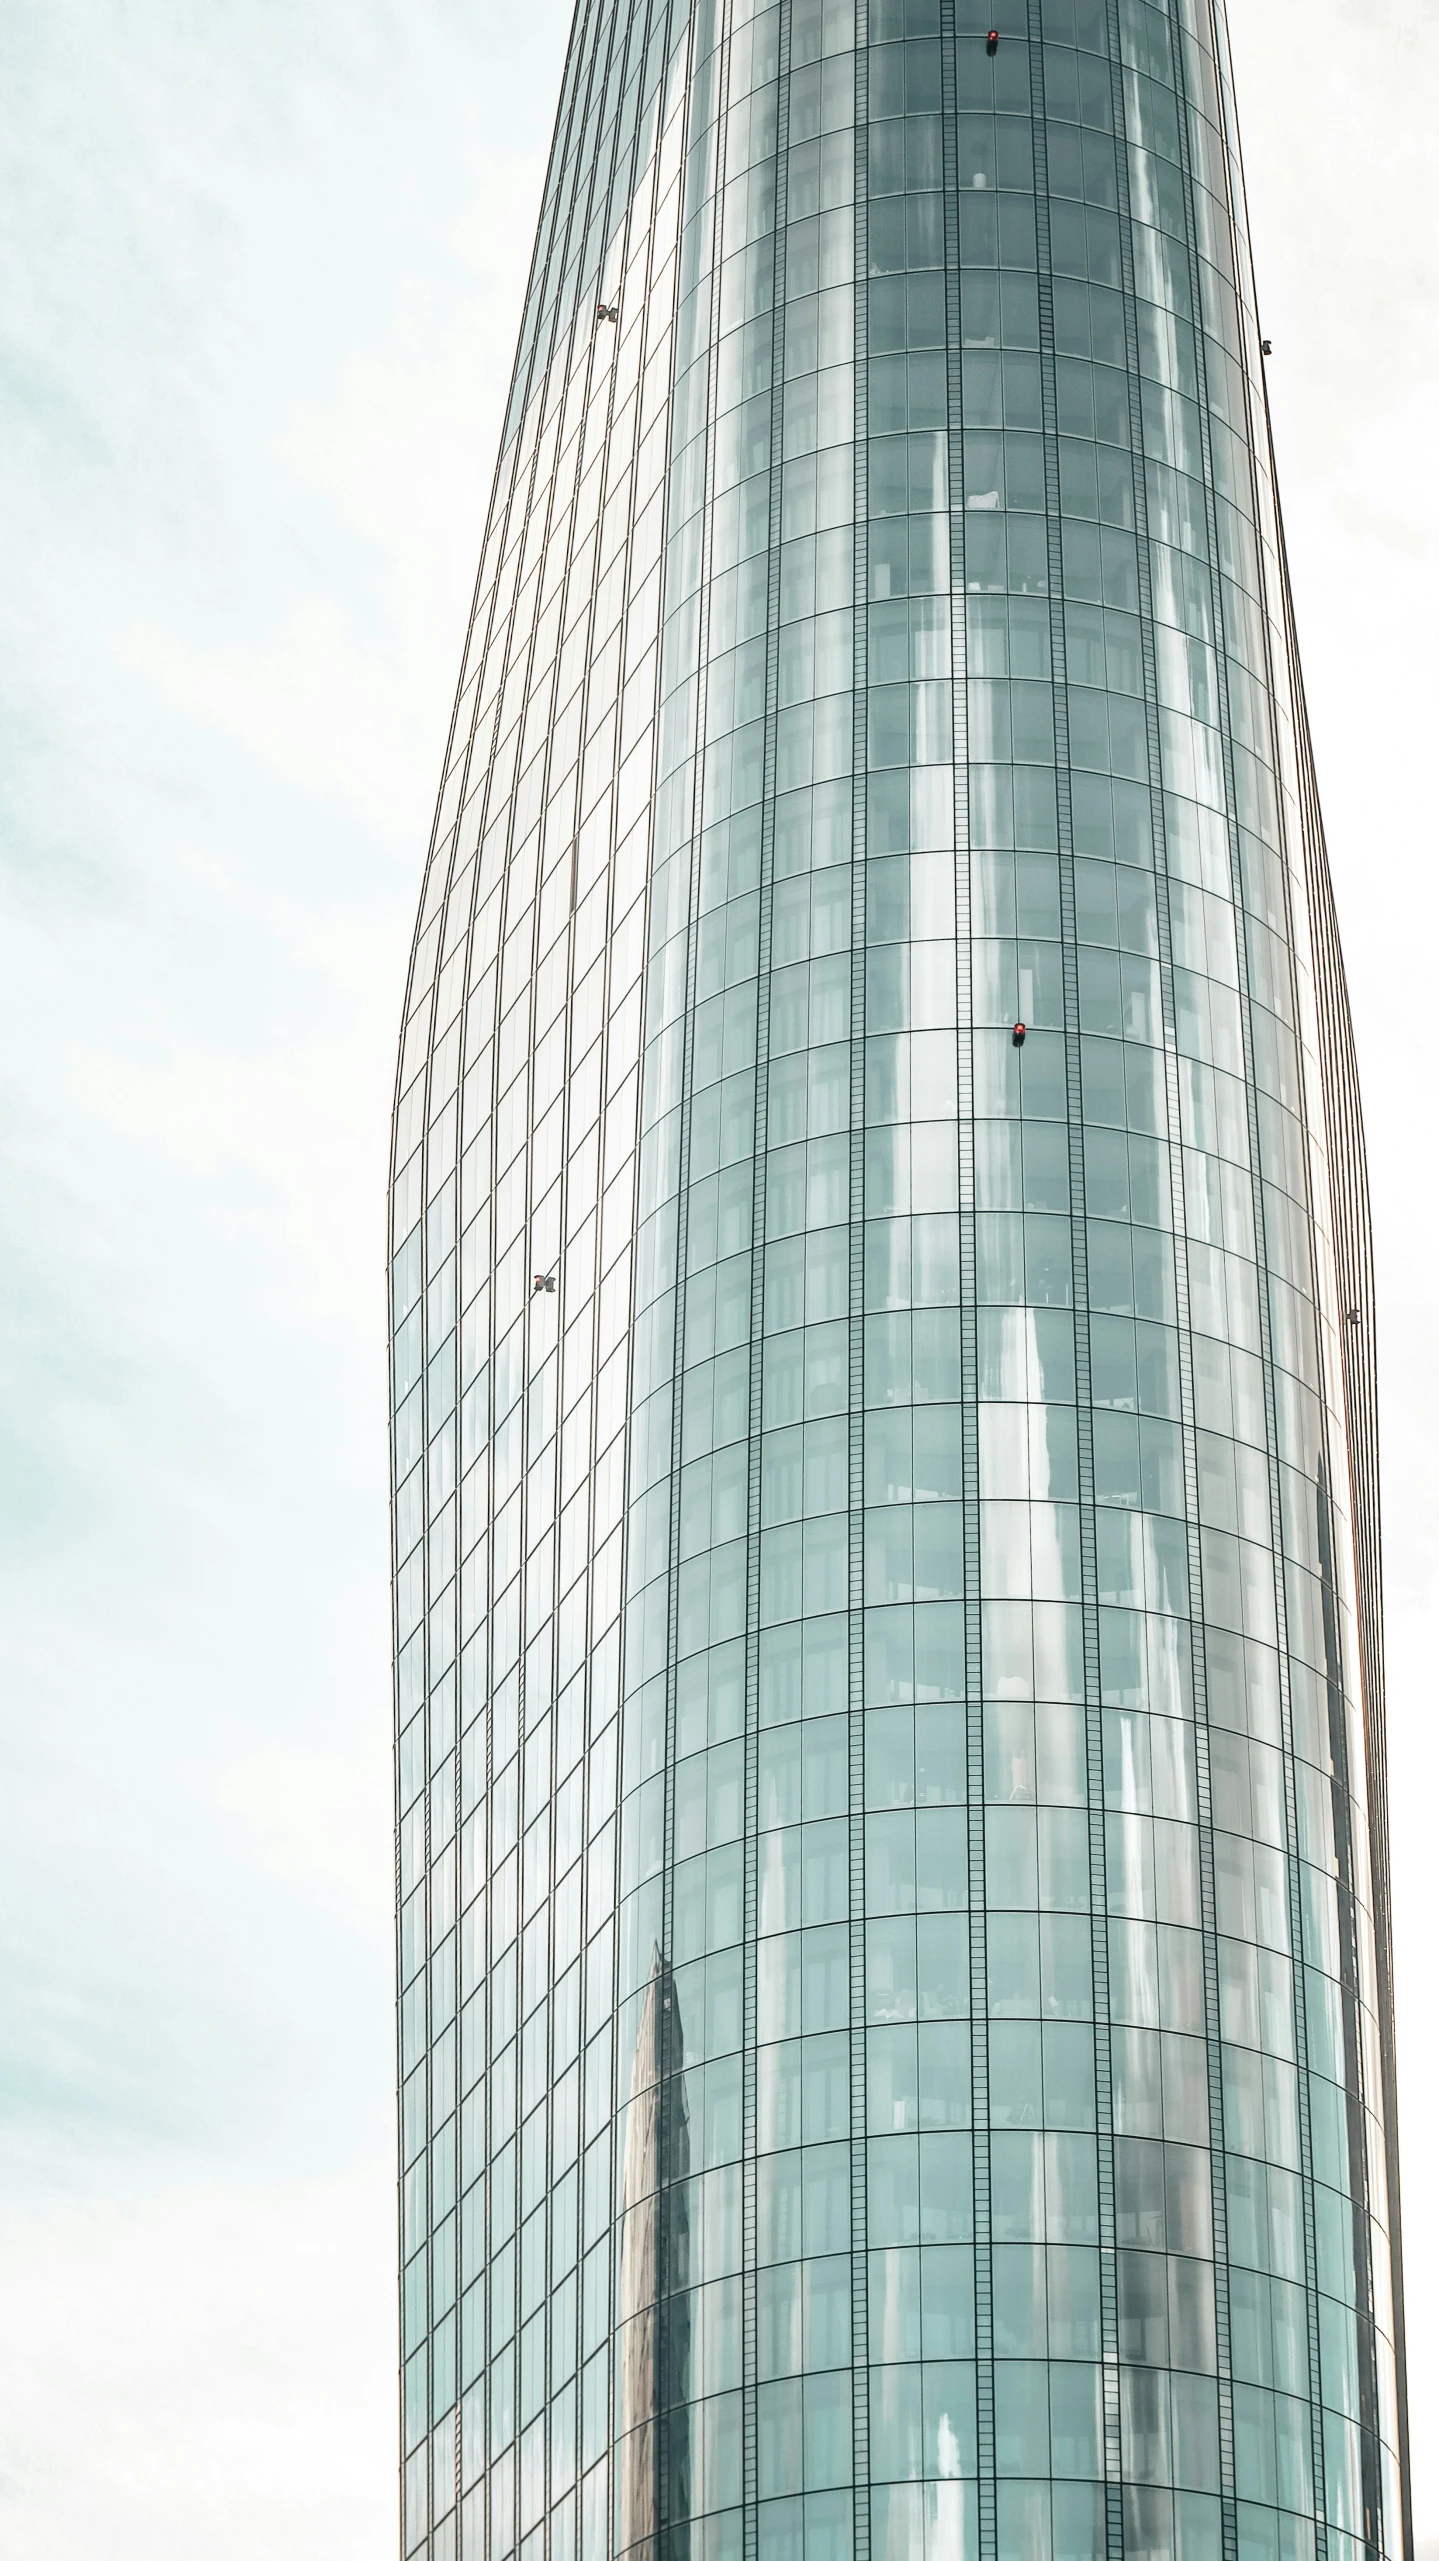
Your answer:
0,2 -> 1434,2554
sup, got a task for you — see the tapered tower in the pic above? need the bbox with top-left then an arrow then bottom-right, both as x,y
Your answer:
389,7 -> 1411,2561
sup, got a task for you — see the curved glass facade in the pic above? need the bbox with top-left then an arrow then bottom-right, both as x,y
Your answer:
388,7 -> 1411,2561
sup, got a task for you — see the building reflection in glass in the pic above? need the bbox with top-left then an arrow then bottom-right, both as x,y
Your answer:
619,1949 -> 691,2561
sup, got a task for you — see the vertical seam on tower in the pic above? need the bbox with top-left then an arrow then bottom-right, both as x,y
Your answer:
849,11 -> 873,2561
648,3 -> 738,2555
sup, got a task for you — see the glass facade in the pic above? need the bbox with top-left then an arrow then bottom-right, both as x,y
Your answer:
388,6 -> 1412,2561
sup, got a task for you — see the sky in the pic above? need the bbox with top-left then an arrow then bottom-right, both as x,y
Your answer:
0,1 -> 1433,2555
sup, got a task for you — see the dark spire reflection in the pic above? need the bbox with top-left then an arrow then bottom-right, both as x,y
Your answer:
619,1948 -> 692,2561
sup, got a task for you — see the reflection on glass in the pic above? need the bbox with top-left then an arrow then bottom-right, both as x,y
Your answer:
620,1950 -> 691,2561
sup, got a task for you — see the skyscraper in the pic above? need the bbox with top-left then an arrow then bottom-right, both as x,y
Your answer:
389,7 -> 1411,2561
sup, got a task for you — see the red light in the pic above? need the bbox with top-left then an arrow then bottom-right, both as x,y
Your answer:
987,27 -> 999,49
1012,1021 -> 1026,1047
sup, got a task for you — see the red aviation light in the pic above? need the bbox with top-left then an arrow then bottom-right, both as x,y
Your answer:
1012,1022 -> 1026,1047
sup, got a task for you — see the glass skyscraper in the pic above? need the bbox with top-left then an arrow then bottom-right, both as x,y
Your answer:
388,7 -> 1412,2561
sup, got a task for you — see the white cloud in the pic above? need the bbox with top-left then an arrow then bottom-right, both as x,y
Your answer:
0,2144 -> 395,2560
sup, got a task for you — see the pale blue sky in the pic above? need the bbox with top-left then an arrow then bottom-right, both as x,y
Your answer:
0,2 -> 1433,2554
